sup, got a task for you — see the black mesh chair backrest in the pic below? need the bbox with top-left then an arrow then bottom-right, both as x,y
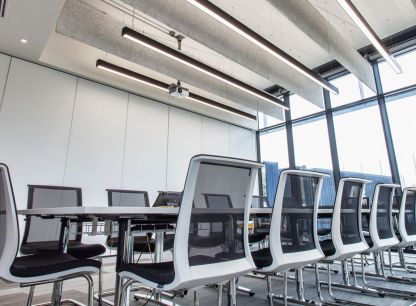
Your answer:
21,186 -> 82,246
404,190 -> 416,236
376,186 -> 394,239
153,191 -> 183,207
339,181 -> 364,245
281,174 -> 319,253
188,161 -> 252,266
251,195 -> 270,208
107,189 -> 149,207
0,166 -> 10,262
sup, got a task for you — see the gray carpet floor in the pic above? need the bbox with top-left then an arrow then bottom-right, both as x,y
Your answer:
1,255 -> 416,306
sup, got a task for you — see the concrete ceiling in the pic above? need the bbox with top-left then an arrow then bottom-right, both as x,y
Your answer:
0,0 -> 414,130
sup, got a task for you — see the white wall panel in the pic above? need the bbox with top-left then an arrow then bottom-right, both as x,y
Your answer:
0,53 -> 11,109
202,117 -> 230,156
64,79 -> 128,206
229,125 -> 257,160
229,125 -> 259,195
122,95 -> 169,203
0,58 -> 77,208
166,108 -> 202,191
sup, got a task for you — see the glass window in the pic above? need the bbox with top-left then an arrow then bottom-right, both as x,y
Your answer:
292,116 -> 336,206
260,127 -> 289,206
379,49 -> 416,93
258,112 -> 284,129
333,101 -> 392,198
386,90 -> 416,186
290,94 -> 324,120
330,73 -> 376,107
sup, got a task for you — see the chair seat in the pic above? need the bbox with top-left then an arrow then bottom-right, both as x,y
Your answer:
10,253 -> 101,278
249,232 -> 268,244
319,239 -> 336,257
118,261 -> 175,285
318,228 -> 331,236
21,241 -> 106,259
107,235 -> 174,253
251,248 -> 273,269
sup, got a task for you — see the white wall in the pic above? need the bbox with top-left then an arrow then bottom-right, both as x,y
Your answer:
0,55 -> 257,249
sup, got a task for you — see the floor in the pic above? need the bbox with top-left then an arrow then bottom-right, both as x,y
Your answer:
1,254 -> 416,306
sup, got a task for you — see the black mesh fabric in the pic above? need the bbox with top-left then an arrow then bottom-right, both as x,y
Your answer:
107,189 -> 150,243
376,186 -> 394,240
404,190 -> 416,236
22,186 -> 82,249
281,174 -> 318,253
107,189 -> 149,207
251,196 -> 270,238
188,162 -> 251,266
340,182 -> 363,245
153,191 -> 183,207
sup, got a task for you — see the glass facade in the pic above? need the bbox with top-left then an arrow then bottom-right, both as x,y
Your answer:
292,116 -> 335,205
259,47 -> 416,202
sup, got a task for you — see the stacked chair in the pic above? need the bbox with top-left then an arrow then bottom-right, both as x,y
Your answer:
250,169 -> 328,305
0,163 -> 101,306
116,155 -> 263,306
20,184 -> 106,305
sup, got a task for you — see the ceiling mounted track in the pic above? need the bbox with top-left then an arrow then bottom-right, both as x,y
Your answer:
121,27 -> 288,110
96,59 -> 257,121
185,0 -> 339,94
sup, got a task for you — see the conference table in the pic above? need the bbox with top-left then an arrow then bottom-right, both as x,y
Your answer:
17,205 -> 371,306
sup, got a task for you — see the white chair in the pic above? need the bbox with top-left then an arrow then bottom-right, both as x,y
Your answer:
251,169 -> 328,305
117,155 -> 263,306
316,178 -> 380,305
0,163 -> 101,306
359,183 -> 416,299
390,187 -> 416,274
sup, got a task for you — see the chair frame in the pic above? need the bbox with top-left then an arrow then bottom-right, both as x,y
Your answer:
118,155 -> 262,305
0,163 -> 98,305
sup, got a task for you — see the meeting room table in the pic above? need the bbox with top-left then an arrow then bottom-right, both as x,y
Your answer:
17,205 -> 373,306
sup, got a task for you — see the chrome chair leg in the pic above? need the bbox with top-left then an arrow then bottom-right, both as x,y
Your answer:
314,264 -> 338,306
27,286 -> 35,306
359,253 -> 416,299
81,274 -> 94,306
217,284 -> 223,306
228,278 -> 237,306
193,290 -> 200,306
266,275 -> 273,306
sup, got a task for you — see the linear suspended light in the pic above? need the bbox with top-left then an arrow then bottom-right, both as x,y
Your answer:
96,59 -> 257,121
185,0 -> 339,94
121,27 -> 288,109
336,0 -> 402,74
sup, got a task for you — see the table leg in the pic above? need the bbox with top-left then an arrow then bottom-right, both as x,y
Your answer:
50,220 -> 71,306
114,220 -> 127,306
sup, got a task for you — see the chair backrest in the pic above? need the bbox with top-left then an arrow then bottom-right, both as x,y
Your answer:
369,183 -> 401,250
21,185 -> 82,249
171,155 -> 262,289
267,170 -> 328,272
398,187 -> 416,246
0,164 -> 20,282
107,189 -> 149,207
153,191 -> 183,207
330,178 -> 371,260
251,195 -> 270,208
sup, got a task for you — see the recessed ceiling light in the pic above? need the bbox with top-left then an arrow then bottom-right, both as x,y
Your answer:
20,39 -> 27,44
